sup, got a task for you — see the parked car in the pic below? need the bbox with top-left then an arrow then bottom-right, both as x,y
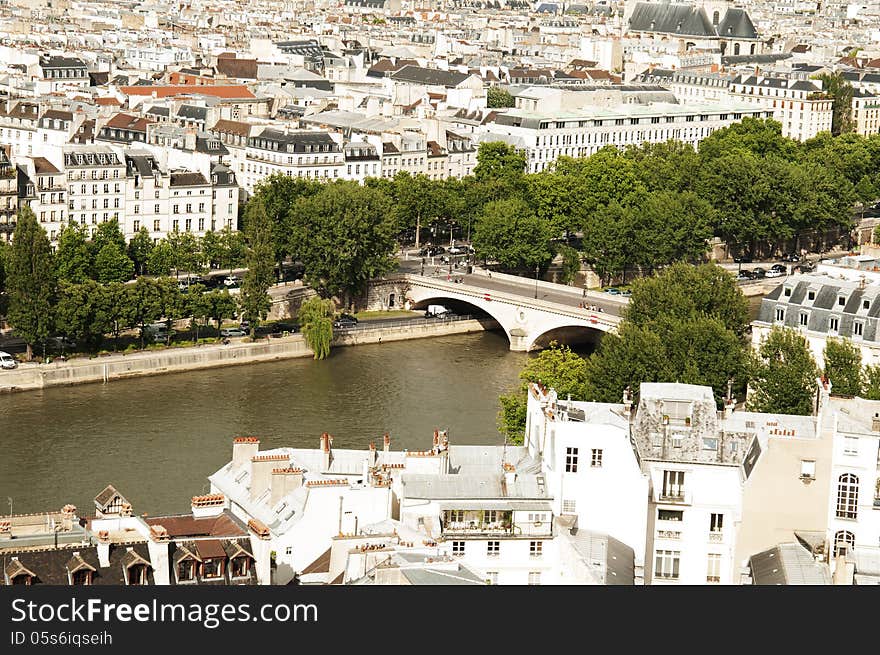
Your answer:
603,287 -> 621,295
733,255 -> 753,263
766,268 -> 786,278
223,275 -> 242,288
239,320 -> 250,332
782,253 -> 801,262
736,270 -> 755,281
0,351 -> 17,369
333,314 -> 358,329
425,304 -> 451,318
220,327 -> 247,338
751,267 -> 766,279
48,336 -> 77,350
447,245 -> 467,255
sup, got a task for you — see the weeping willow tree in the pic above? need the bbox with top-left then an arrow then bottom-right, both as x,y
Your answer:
298,296 -> 335,360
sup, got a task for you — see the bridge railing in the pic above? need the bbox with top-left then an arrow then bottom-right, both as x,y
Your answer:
333,314 -> 484,332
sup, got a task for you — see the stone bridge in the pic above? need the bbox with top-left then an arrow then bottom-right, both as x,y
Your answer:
367,270 -> 626,351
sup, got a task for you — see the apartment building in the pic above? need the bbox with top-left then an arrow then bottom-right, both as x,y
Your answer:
728,74 -> 832,141
482,99 -> 770,173
63,144 -> 126,238
852,88 -> 880,136
124,152 -> 168,240
17,156 -> 66,244
0,146 -> 17,243
240,129 -> 344,193
0,99 -> 40,159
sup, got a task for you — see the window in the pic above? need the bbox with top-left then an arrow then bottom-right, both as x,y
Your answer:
654,550 -> 680,580
661,470 -> 685,500
487,541 -> 500,557
486,571 -> 498,585
483,510 -> 498,524
562,499 -> 576,514
775,307 -> 785,322
799,312 -> 808,327
844,437 -> 859,456
133,220 -> 140,232
784,287 -> 792,297
702,437 -> 718,451
153,220 -> 160,232
230,557 -> 250,578
285,547 -> 293,556
836,473 -> 859,520
838,295 -> 846,306
177,560 -> 195,582
829,317 -> 839,333
710,513 -> 723,533
452,541 -> 465,556
854,322 -> 864,337
658,509 -> 683,522
71,569 -> 92,585
527,571 -> 541,585
127,564 -> 148,585
565,447 -> 578,473
591,449 -> 603,467
800,460 -> 816,480
833,530 -> 855,557
707,553 -> 721,583
530,541 -> 543,558
864,299 -> 871,310
201,559 -> 224,579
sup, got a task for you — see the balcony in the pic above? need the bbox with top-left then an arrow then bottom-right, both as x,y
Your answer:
441,509 -> 515,537
655,489 -> 691,505
709,532 -> 724,543
656,529 -> 681,540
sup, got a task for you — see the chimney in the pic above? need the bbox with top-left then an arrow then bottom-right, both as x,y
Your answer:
250,454 -> 289,501
503,462 -> 516,488
383,433 -> 391,453
432,429 -> 440,453
816,376 -> 832,416
60,504 -> 76,531
247,519 -> 272,585
0,520 -> 10,536
369,441 -> 377,466
184,128 -> 196,151
270,467 -> 304,506
622,385 -> 633,411
147,525 -> 171,585
232,436 -> 260,470
120,503 -> 132,517
321,432 -> 333,471
96,530 -> 111,567
191,493 -> 226,518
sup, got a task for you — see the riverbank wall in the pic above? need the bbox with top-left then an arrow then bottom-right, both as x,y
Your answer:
0,317 -> 500,394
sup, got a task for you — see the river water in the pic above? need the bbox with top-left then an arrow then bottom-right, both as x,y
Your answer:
0,332 -> 529,516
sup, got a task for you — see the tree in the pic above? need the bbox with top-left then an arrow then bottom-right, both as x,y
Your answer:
473,142 -> 528,202
556,243 -> 581,285
473,198 -> 553,272
582,323 -> 670,402
184,283 -> 210,341
6,206 -> 55,360
625,263 -> 750,336
94,241 -> 135,284
55,222 -> 93,284
146,240 -> 174,276
818,71 -> 855,136
239,197 -> 275,337
127,227 -> 154,276
167,231 -> 203,277
205,288 -> 238,340
823,338 -> 863,396
497,343 -> 592,444
487,86 -> 516,108
94,282 -> 133,351
199,230 -> 224,271
747,327 -> 819,415
0,239 -> 8,313
630,191 -> 713,270
220,226 -> 248,270
55,281 -> 100,348
580,201 -> 636,285
155,277 -> 184,346
91,218 -> 126,256
251,173 -> 321,278
697,117 -> 798,161
291,182 -> 397,306
125,277 -> 161,349
393,172 -> 441,249
298,296 -> 334,360
863,365 -> 880,400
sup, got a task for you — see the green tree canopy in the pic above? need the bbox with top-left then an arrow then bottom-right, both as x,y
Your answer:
823,338 -> 863,396
7,205 -> 55,360
146,240 -> 174,276
486,86 -> 516,108
127,227 -> 154,277
473,198 -> 553,272
291,181 -> 397,305
94,241 -> 134,284
239,197 -> 275,336
298,295 -> 334,360
747,327 -> 819,415
818,71 -> 855,136
55,222 -> 93,284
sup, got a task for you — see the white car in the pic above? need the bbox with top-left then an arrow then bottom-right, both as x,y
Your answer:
220,328 -> 247,338
765,269 -> 786,278
0,351 -> 17,369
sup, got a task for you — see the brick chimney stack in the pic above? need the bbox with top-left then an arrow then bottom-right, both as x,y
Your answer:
147,525 -> 171,585
270,468 -> 304,507
191,493 -> 226,518
97,530 -> 111,567
250,454 -> 289,501
369,441 -> 377,466
232,436 -> 260,471
247,519 -> 272,585
321,432 -> 333,471
60,504 -> 77,531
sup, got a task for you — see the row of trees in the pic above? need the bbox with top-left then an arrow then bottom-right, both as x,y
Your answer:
53,220 -> 248,285
497,264 -> 876,444
0,206 -> 259,358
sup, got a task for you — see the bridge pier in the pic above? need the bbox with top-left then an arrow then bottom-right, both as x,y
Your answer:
508,328 -> 531,352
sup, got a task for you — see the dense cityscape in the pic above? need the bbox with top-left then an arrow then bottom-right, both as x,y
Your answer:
2,0 -> 880,589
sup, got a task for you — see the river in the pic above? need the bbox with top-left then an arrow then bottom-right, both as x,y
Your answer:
0,332 -> 529,516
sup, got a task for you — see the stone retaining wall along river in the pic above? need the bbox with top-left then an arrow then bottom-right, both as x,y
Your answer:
0,317 -> 500,394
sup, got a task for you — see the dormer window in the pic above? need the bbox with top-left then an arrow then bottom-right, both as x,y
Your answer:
176,560 -> 196,582
838,295 -> 846,306
126,564 -> 148,585
230,557 -> 250,578
72,569 -> 93,585
807,290 -> 816,301
863,299 -> 871,311
784,287 -> 792,297
201,559 -> 224,579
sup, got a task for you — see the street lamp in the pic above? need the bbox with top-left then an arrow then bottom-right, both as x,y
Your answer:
534,265 -> 540,299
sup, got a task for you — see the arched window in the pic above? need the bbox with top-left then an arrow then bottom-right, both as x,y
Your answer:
836,473 -> 859,520
834,530 -> 855,557
733,43 -> 741,56
750,43 -> 756,55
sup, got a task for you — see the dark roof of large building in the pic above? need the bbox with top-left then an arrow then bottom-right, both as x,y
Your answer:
216,57 -> 259,80
39,55 -> 87,69
628,2 -> 716,37
716,8 -> 758,39
390,65 -> 471,88
144,512 -> 248,538
248,129 -> 340,153
1,542 -> 154,586
170,171 -> 209,187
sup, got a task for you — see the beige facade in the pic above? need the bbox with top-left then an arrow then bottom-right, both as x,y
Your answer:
736,431 -> 832,571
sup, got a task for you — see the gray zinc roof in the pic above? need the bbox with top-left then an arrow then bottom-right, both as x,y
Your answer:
628,2 -> 715,37
749,542 -> 831,585
717,8 -> 758,39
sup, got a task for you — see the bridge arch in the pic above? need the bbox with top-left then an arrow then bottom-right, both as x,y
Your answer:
528,324 -> 606,353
